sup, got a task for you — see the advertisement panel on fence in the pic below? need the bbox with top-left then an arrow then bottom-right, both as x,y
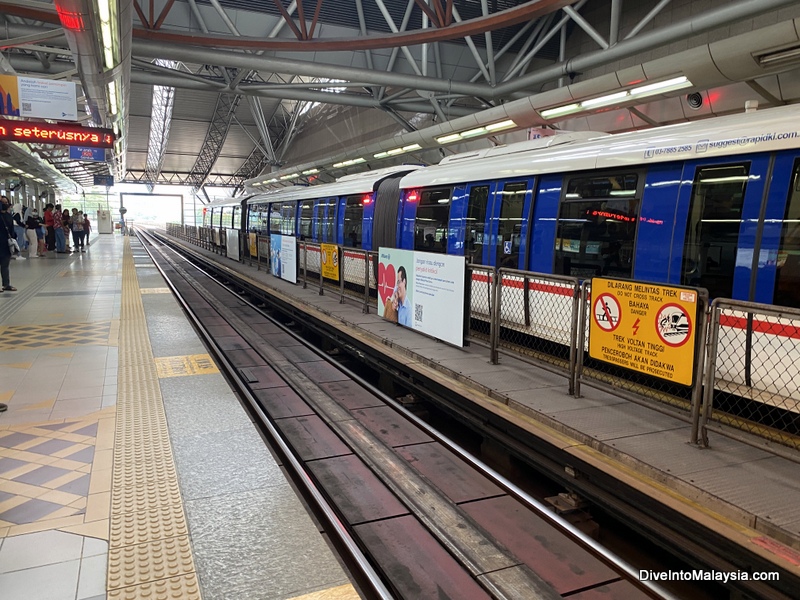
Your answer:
0,74 -> 78,121
270,234 -> 297,284
249,233 -> 258,258
378,247 -> 465,346
589,277 -> 699,385
320,243 -> 340,281
226,229 -> 240,261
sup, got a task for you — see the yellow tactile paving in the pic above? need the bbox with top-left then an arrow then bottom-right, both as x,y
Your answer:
106,573 -> 201,600
154,354 -> 219,378
109,238 -> 201,599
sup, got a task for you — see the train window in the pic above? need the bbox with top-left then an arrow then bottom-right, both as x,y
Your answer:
325,198 -> 337,242
232,207 -> 241,229
343,195 -> 364,247
415,187 -> 451,253
313,202 -> 323,241
465,185 -> 489,264
555,173 -> 640,278
496,182 -> 528,268
269,204 -> 282,233
682,164 -> 749,298
280,202 -> 296,235
773,160 -> 800,308
248,205 -> 267,234
299,201 -> 313,239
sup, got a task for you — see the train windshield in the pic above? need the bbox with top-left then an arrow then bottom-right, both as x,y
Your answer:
774,159 -> 800,308
554,173 -> 640,278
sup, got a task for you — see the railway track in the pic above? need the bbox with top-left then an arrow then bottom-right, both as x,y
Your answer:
135,229 -> 671,599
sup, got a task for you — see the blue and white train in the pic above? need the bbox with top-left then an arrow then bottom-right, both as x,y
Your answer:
208,105 -> 800,313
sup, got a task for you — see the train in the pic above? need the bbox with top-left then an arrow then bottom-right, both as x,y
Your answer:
197,106 -> 800,419
206,104 -> 800,311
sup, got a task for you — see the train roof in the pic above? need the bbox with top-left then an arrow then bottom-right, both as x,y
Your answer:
399,104 -> 800,189
247,164 -> 423,205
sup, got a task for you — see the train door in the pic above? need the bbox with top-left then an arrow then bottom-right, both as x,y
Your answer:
752,152 -> 800,307
461,182 -> 492,264
671,154 -> 770,300
486,178 -> 534,269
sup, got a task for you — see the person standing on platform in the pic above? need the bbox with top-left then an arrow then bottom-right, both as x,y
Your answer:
25,209 -> 41,257
62,208 -> 72,252
71,209 -> 85,252
12,203 -> 27,254
44,203 -> 55,252
1,195 -> 18,291
83,213 -> 91,246
53,204 -> 66,253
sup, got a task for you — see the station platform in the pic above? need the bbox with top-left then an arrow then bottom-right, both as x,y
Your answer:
0,235 -> 358,600
160,232 -> 800,586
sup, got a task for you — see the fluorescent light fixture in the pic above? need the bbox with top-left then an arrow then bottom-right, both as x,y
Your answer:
104,47 -> 114,70
435,133 -> 461,144
387,148 -> 404,156
302,168 -> 319,175
0,161 -> 9,168
12,168 -> 23,174
460,127 -> 487,138
280,173 -> 299,180
402,144 -> 421,152
609,190 -> 636,196
581,91 -> 628,108
332,161 -> 346,168
267,178 -> 278,183
373,151 -> 389,159
485,119 -> 516,132
541,103 -> 581,119
97,0 -> 111,22
107,81 -> 117,115
757,45 -> 800,66
351,157 -> 366,164
630,76 -> 690,96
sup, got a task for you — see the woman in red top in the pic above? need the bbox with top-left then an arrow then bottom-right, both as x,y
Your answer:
43,203 -> 55,251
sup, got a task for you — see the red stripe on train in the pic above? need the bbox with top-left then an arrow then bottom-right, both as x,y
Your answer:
471,273 -> 574,297
719,315 -> 800,340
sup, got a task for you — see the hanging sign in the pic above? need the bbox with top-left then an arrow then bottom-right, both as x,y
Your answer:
0,74 -> 78,121
70,146 -> 106,162
589,278 -> 700,385
0,118 -> 114,148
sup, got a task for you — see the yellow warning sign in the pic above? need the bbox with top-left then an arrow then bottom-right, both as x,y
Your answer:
154,354 -> 219,378
249,233 -> 258,258
589,278 -> 699,385
320,243 -> 340,281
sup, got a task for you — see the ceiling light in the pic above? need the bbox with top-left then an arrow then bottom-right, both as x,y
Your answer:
302,168 -> 319,175
280,173 -> 299,180
387,148 -> 404,156
460,127 -> 487,138
267,178 -> 278,183
97,0 -> 111,22
402,144 -> 421,152
757,45 -> 800,67
581,91 -> 628,108
630,76 -> 690,96
374,151 -> 389,159
540,103 -> 581,119
485,119 -> 516,132
107,81 -> 117,115
12,168 -> 23,174
0,161 -> 9,168
435,133 -> 461,144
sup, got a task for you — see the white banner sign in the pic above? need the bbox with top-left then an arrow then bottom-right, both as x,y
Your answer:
226,229 -> 240,261
378,247 -> 465,346
270,233 -> 297,284
0,74 -> 78,121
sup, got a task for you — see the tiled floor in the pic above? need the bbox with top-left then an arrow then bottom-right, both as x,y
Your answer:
0,238 -> 120,600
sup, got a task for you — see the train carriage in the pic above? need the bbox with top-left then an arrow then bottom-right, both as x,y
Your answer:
209,105 -> 800,408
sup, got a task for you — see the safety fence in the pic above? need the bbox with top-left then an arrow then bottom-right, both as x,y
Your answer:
165,224 -> 800,454
700,300 -> 800,450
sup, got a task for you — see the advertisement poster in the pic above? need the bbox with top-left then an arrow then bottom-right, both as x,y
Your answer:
320,243 -> 340,281
249,233 -> 258,258
0,74 -> 78,121
378,247 -> 465,346
270,234 -> 297,284
226,229 -> 239,261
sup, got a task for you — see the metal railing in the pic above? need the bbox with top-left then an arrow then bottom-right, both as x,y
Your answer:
701,299 -> 800,451
165,224 -> 800,455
